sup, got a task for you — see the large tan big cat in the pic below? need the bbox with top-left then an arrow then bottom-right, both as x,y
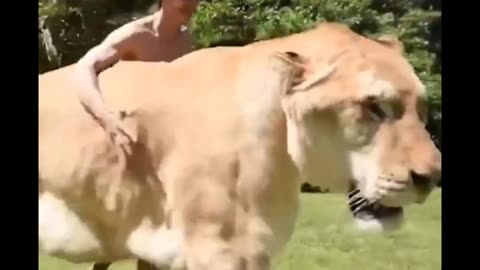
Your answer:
39,23 -> 441,270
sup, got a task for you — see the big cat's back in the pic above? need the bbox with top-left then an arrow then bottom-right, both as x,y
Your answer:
39,46 -> 244,127
39,45 -> 242,112
39,64 -> 77,108
39,61 -> 164,115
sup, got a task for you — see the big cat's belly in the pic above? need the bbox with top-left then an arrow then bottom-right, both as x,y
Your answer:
38,192 -> 124,262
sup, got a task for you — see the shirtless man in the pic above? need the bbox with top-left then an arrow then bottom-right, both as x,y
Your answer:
73,0 -> 200,153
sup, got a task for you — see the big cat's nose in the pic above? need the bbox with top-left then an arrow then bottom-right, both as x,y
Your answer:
411,171 -> 431,191
410,146 -> 441,191
410,164 -> 441,191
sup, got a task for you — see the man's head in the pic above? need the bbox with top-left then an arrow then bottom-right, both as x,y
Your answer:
279,23 -> 441,232
162,0 -> 200,25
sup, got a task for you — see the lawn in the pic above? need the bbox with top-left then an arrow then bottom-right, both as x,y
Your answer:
39,189 -> 441,270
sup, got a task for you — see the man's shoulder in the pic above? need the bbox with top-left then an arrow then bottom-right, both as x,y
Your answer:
127,14 -> 156,28
116,15 -> 154,33
105,17 -> 154,42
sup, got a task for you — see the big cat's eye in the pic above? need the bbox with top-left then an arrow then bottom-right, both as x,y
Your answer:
364,99 -> 387,121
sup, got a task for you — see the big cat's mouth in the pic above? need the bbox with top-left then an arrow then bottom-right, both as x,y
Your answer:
348,185 -> 403,220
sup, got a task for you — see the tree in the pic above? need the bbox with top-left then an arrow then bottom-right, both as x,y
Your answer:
38,0 -> 155,73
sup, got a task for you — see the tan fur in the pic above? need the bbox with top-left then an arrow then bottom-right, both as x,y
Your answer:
39,23 -> 441,270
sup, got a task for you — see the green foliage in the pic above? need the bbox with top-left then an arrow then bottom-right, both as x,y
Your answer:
38,0 -> 441,146
39,190 -> 442,270
38,0 -> 154,73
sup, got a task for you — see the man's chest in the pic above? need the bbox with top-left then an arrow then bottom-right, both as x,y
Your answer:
125,31 -> 194,63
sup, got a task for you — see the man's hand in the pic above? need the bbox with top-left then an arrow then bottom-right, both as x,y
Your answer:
99,112 -> 134,156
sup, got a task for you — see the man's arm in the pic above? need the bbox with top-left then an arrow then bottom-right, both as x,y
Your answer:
73,25 -> 142,126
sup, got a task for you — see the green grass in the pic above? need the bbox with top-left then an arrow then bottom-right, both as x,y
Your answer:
39,189 -> 441,270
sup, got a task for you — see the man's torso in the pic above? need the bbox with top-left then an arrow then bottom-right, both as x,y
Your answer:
120,17 -> 194,62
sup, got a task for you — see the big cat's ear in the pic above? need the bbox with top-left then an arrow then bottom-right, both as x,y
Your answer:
284,51 -> 300,58
270,50 -> 304,65
374,34 -> 404,55
270,50 -> 337,95
290,62 -> 336,93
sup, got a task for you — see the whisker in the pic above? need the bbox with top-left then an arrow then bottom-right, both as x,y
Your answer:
349,191 -> 364,199
349,196 -> 364,207
349,197 -> 368,208
352,203 -> 369,215
347,187 -> 384,217
348,188 -> 360,197
349,193 -> 366,204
